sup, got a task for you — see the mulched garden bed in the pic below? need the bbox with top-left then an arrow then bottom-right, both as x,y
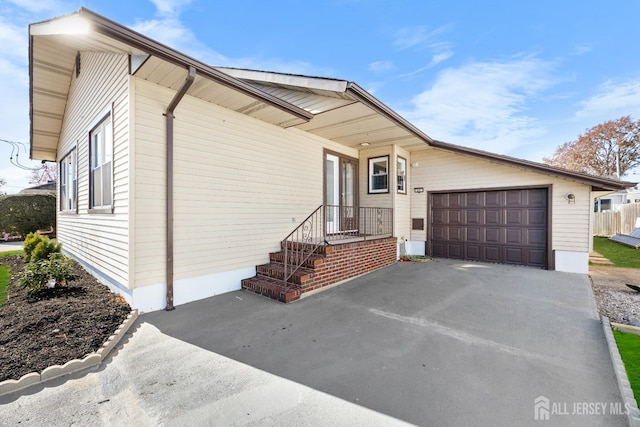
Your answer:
0,256 -> 130,382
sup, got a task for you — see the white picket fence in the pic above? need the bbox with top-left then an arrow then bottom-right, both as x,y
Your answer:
593,203 -> 640,236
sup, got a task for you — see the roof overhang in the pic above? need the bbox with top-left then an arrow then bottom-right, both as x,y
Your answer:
29,8 -> 312,161
219,68 -> 435,152
429,140 -> 637,192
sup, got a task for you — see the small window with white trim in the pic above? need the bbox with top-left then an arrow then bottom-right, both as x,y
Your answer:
89,113 -> 113,210
368,156 -> 389,194
59,147 -> 77,212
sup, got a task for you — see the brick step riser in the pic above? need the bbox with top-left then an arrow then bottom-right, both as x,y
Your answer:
241,278 -> 301,303
269,252 -> 324,269
256,266 -> 311,286
281,241 -> 329,255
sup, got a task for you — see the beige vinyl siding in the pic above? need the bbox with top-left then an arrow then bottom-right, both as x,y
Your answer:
410,148 -> 592,252
134,78 -> 357,287
56,52 -> 130,287
359,147 -> 393,209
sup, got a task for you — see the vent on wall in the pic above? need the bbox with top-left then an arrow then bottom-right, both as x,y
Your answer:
412,218 -> 425,230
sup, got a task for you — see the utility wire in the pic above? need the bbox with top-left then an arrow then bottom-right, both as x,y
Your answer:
1,138 -> 39,171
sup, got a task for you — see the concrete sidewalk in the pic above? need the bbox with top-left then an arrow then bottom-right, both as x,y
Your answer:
0,241 -> 22,253
0,259 -> 628,426
0,321 -> 410,426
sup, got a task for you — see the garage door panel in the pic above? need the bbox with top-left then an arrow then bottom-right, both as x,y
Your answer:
430,188 -> 548,269
467,210 -> 483,224
466,192 -> 484,207
485,191 -> 502,206
449,193 -> 464,208
432,194 -> 448,208
466,245 -> 481,260
484,246 -> 501,262
506,209 -> 524,225
448,210 -> 464,224
486,209 -> 501,225
528,209 -> 546,225
529,229 -> 546,245
432,242 -> 446,257
447,243 -> 464,258
432,210 -> 447,224
506,191 -> 523,206
527,189 -> 547,206
448,227 -> 464,241
506,228 -> 523,244
504,247 -> 525,264
486,228 -> 501,243
527,249 -> 547,267
467,227 -> 482,242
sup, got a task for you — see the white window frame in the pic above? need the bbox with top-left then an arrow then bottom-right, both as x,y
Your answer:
368,155 -> 389,194
89,107 -> 114,212
59,147 -> 78,212
397,156 -> 407,194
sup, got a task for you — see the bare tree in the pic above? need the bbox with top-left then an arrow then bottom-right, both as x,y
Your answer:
543,115 -> 640,178
30,163 -> 57,185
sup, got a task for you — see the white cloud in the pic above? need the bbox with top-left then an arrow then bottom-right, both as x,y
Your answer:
132,1 -> 330,75
393,25 -> 452,51
368,60 -> 395,73
0,17 -> 29,64
149,0 -> 193,16
401,55 -> 557,154
5,0 -> 67,13
576,78 -> 640,120
398,50 -> 454,79
570,44 -> 592,56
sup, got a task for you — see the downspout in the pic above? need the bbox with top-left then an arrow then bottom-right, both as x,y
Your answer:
165,66 -> 196,311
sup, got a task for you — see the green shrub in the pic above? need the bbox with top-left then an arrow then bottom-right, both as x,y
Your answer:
0,194 -> 55,237
23,233 -> 61,263
31,238 -> 62,263
18,253 -> 76,293
23,232 -> 44,262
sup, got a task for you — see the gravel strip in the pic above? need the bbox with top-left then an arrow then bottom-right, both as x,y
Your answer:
593,285 -> 640,325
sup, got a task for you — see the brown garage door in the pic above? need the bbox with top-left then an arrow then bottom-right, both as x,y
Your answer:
430,188 -> 548,268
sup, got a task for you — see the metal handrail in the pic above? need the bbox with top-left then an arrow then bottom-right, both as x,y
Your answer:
281,205 -> 394,294
282,205 -> 324,295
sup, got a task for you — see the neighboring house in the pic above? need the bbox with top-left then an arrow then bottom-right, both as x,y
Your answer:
19,181 -> 57,195
595,186 -> 640,212
29,9 -> 636,312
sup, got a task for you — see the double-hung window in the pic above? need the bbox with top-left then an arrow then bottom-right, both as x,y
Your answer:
59,148 -> 77,212
89,114 -> 113,210
368,156 -> 389,194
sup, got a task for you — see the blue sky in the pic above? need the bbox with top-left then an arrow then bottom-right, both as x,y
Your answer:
1,0 -> 639,192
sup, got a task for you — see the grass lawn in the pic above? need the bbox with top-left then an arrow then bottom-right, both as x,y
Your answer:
0,250 -> 23,305
614,330 -> 640,406
594,237 -> 640,269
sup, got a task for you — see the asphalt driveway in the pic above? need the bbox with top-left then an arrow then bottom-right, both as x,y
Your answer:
1,259 -> 626,426
144,259 -> 625,426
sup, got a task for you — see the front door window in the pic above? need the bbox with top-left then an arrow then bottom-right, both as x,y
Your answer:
325,152 -> 358,234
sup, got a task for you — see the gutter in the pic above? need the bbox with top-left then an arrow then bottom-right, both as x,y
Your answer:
165,66 -> 196,311
429,140 -> 637,191
78,8 -> 313,123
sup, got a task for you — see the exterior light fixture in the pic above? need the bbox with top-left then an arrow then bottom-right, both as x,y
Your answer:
414,187 -> 424,193
360,142 -> 370,147
566,193 -> 576,204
